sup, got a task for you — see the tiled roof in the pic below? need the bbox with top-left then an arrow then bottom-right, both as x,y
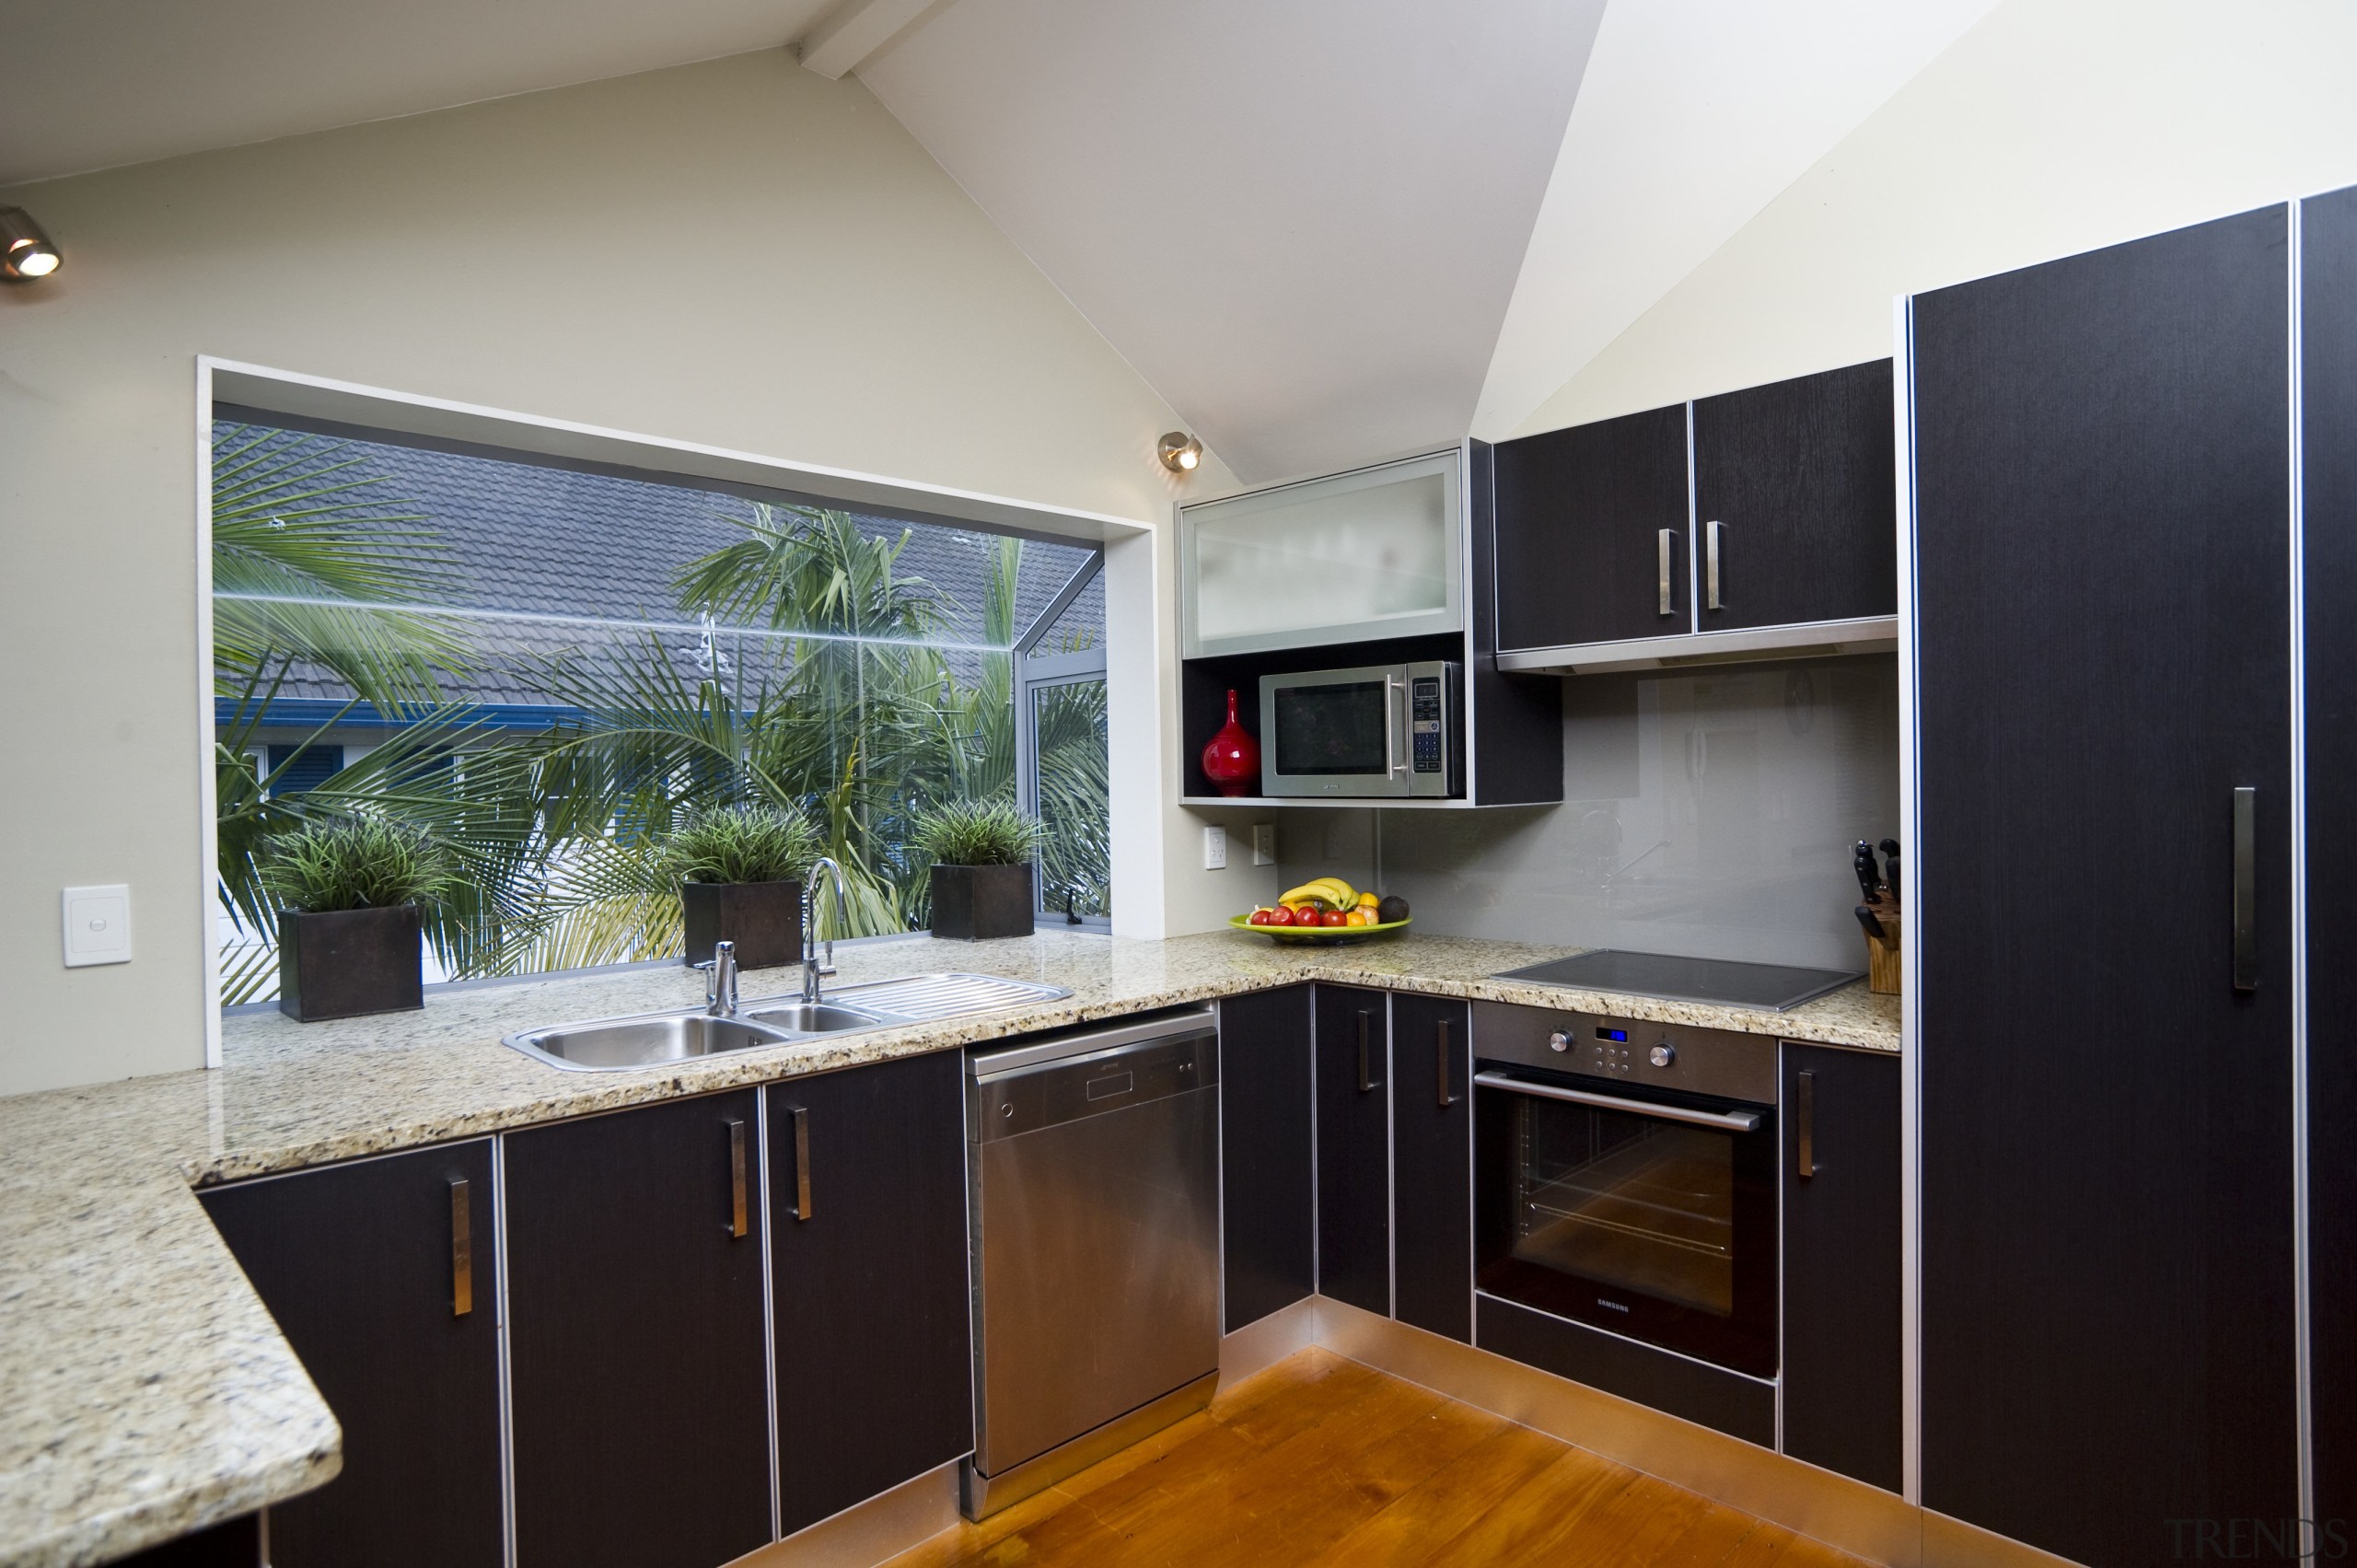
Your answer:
215,421 -> 1099,709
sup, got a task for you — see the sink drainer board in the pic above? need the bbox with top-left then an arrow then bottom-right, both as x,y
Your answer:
503,972 -> 1074,1072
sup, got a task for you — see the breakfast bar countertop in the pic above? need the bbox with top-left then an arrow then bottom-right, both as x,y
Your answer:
0,928 -> 1897,1567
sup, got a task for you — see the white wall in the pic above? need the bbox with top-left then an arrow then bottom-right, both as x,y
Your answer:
0,50 -> 1234,1095
1515,0 -> 2357,433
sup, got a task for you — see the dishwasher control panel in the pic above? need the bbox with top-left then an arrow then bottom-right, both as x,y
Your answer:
969,1023 -> 1218,1143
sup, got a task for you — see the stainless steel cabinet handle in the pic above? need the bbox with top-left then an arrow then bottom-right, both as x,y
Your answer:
1657,529 -> 1675,617
787,1106 -> 813,1220
1472,1071 -> 1761,1132
449,1179 -> 472,1318
1356,1011 -> 1376,1093
726,1119 -> 749,1238
1435,1018 -> 1457,1108
1795,1071 -> 1816,1179
2234,785 -> 2257,993
1706,520 -> 1724,610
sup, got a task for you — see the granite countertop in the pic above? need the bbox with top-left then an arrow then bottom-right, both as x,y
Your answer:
0,928 -> 1897,1567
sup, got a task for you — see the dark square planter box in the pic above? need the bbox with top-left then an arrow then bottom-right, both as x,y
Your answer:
682,879 -> 804,970
277,905 -> 424,1023
930,863 -> 1034,941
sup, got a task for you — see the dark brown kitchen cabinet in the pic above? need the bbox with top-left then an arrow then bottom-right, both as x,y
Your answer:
1220,985 -> 1317,1332
1494,403 -> 1692,651
1315,985 -> 1391,1316
2305,180 -> 2357,1541
1387,993 -> 1470,1342
1779,1042 -> 1900,1494
768,1052 -> 972,1537
505,1089 -> 772,1568
1915,203 -> 2295,1567
112,1516 -> 261,1567
199,1142 -> 502,1568
1691,360 -> 1896,632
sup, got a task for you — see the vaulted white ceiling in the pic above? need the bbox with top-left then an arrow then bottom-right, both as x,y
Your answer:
0,0 -> 837,186
0,0 -> 2002,482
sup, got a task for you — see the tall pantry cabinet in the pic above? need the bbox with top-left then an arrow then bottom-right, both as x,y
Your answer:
1911,192 -> 2357,1566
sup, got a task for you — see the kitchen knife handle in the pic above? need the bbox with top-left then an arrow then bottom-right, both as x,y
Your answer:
1706,520 -> 1724,610
1436,1018 -> 1457,1108
449,1179 -> 472,1318
2234,786 -> 2257,993
1795,1071 -> 1817,1179
1657,529 -> 1676,617
1357,1011 -> 1376,1093
726,1119 -> 749,1237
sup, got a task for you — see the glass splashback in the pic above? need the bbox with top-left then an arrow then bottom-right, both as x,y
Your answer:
1181,449 -> 1462,657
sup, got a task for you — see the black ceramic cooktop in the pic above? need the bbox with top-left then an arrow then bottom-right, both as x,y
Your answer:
1492,949 -> 1864,1012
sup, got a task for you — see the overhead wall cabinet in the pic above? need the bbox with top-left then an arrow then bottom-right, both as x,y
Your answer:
1910,201 -> 2305,1567
1493,362 -> 1898,675
1177,443 -> 1562,808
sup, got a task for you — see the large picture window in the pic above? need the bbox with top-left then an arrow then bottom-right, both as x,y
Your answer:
211,415 -> 1109,1003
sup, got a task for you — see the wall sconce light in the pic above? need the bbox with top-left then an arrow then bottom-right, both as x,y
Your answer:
1158,432 -> 1203,473
1,207 -> 63,281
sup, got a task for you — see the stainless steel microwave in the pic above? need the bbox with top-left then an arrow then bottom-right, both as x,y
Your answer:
1259,661 -> 1458,798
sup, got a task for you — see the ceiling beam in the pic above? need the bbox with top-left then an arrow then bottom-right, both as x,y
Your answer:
795,0 -> 947,80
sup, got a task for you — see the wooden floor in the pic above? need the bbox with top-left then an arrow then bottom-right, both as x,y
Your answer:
888,1348 -> 1874,1568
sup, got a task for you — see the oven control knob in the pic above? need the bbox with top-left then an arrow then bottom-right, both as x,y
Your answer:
1649,1044 -> 1676,1068
1547,1031 -> 1572,1052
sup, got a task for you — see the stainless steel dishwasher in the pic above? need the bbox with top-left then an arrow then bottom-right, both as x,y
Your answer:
962,1008 -> 1221,1517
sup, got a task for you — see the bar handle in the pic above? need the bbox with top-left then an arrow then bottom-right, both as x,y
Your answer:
1795,1071 -> 1816,1179
787,1106 -> 813,1221
1472,1071 -> 1762,1132
1706,520 -> 1724,610
1356,1011 -> 1376,1093
1435,1018 -> 1457,1108
449,1179 -> 473,1318
2234,785 -> 2257,993
1657,529 -> 1676,617
726,1119 -> 748,1238
1384,675 -> 1409,778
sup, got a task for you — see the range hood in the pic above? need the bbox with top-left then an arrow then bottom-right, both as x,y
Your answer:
1492,615 -> 1897,676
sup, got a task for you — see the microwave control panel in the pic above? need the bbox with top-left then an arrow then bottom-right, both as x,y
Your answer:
1411,676 -> 1444,773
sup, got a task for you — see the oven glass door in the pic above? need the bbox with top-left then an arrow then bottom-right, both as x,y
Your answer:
1475,1068 -> 1777,1376
1271,679 -> 1392,779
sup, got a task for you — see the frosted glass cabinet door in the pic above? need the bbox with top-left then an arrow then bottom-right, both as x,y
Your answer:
1182,449 -> 1463,657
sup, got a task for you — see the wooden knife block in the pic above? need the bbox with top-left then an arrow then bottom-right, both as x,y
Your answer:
1864,900 -> 1902,995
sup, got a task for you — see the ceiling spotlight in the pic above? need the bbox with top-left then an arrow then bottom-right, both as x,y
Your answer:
1,207 -> 62,281
1158,432 -> 1203,473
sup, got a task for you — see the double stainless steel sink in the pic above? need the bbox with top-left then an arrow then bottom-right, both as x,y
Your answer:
503,972 -> 1074,1072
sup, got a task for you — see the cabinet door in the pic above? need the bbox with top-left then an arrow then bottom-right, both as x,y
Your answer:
505,1091 -> 772,1568
769,1053 -> 971,1537
1915,204 -> 2294,1566
1388,994 -> 1469,1342
1220,985 -> 1316,1332
1493,403 -> 1690,651
2305,180 -> 2357,1539
1691,360 -> 1896,631
112,1516 -> 261,1568
200,1142 -> 501,1568
1780,1044 -> 1900,1493
1315,985 -> 1391,1316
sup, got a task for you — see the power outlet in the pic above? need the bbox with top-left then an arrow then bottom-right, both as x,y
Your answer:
62,885 -> 132,968
1252,823 -> 1276,865
1202,826 -> 1227,870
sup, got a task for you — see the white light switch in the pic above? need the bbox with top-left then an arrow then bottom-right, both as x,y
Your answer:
1202,826 -> 1227,870
63,885 -> 132,968
1252,823 -> 1276,866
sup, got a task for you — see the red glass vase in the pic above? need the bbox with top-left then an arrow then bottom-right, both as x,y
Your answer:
1200,689 -> 1260,797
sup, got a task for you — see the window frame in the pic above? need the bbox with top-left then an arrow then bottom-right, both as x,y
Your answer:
1012,552 -> 1110,929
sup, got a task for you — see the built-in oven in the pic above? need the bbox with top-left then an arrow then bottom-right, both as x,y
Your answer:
1259,659 -> 1458,798
1471,1002 -> 1779,1378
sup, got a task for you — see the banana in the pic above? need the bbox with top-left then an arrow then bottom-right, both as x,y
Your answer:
1279,876 -> 1361,909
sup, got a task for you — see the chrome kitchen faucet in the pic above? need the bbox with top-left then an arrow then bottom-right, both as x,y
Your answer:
803,857 -> 853,1004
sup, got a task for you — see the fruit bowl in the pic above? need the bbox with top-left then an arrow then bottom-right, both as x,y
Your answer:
1229,913 -> 1411,946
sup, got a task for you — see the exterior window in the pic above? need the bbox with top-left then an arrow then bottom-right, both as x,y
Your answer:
210,417 -> 1109,1002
